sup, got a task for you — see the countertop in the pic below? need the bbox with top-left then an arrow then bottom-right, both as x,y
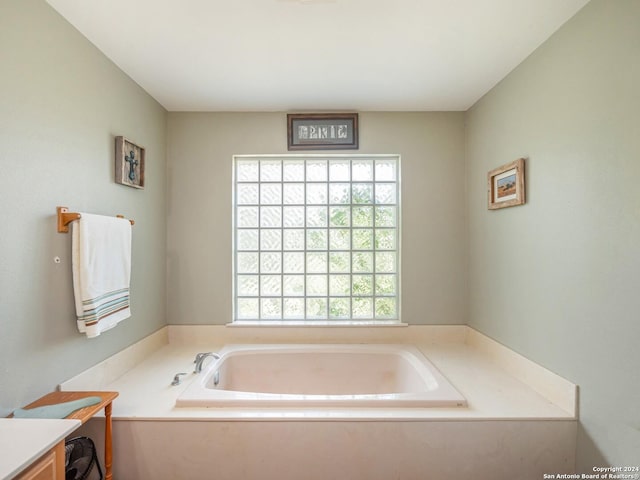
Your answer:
0,418 -> 81,480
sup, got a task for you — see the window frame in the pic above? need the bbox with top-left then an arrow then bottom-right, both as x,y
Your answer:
232,154 -> 401,325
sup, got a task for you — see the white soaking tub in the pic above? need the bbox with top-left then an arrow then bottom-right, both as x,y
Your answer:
176,344 -> 467,408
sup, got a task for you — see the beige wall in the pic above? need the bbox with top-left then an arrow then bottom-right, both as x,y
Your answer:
465,0 -> 640,469
167,112 -> 466,325
0,0 -> 167,415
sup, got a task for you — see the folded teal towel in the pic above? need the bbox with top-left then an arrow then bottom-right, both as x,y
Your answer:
13,396 -> 102,419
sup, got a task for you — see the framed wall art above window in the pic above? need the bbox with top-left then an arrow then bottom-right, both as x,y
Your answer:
287,113 -> 359,151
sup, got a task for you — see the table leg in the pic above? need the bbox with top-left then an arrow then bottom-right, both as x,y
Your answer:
104,402 -> 113,480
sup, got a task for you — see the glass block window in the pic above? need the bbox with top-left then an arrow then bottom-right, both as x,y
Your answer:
233,155 -> 400,322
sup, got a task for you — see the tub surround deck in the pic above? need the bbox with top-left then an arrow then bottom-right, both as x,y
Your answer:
60,325 -> 576,421
61,325 -> 577,479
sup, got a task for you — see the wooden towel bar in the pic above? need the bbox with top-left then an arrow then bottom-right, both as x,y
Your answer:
57,206 -> 135,233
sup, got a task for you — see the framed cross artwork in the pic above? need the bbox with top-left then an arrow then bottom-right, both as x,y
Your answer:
115,136 -> 145,189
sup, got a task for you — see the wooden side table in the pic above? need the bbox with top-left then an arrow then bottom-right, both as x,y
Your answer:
19,391 -> 119,480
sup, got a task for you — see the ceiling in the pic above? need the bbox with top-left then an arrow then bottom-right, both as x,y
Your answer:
46,0 -> 589,112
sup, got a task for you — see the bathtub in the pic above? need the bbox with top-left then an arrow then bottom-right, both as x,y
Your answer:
176,344 -> 467,408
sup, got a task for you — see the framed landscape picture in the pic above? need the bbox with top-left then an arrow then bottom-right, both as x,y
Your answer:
488,158 -> 525,210
287,113 -> 358,150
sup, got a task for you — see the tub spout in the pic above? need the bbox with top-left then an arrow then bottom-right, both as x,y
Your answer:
194,352 -> 220,373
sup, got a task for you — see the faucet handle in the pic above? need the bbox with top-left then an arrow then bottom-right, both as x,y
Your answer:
171,372 -> 188,386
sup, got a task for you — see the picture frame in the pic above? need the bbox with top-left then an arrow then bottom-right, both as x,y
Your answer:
287,113 -> 358,150
487,158 -> 525,210
115,136 -> 145,189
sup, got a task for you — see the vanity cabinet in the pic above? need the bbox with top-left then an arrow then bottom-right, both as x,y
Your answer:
15,441 -> 64,480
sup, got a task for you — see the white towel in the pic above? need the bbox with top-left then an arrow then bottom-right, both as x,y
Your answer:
72,213 -> 132,338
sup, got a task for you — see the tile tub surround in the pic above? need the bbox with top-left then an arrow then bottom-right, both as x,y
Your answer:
78,419 -> 576,480
61,325 -> 577,479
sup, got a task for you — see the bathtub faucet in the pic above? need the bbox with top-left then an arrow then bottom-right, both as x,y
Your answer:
194,352 -> 220,373
193,352 -> 211,365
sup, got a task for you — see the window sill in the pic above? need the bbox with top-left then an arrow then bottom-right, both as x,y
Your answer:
227,321 -> 407,328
